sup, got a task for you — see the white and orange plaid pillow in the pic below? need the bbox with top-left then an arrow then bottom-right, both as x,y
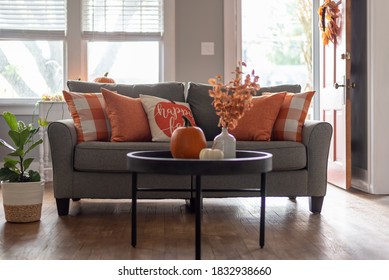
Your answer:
272,91 -> 315,142
63,90 -> 111,143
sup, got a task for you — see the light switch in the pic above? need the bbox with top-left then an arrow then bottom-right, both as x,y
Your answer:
201,42 -> 214,55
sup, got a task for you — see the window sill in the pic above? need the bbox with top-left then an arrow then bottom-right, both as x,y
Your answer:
0,99 -> 39,115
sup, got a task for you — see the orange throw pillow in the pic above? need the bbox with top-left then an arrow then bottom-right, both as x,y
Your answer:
101,88 -> 152,142
230,92 -> 286,141
272,91 -> 315,142
63,90 -> 110,143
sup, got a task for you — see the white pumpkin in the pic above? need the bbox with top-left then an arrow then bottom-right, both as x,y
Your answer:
199,148 -> 224,160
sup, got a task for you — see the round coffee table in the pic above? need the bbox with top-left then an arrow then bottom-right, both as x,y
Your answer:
127,150 -> 272,260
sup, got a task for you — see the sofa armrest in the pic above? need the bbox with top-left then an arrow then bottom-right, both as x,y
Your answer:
47,119 -> 77,198
301,120 -> 333,196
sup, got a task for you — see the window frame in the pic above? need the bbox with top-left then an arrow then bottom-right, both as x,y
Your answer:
0,0 -> 67,107
69,0 -> 175,84
0,0 -> 175,112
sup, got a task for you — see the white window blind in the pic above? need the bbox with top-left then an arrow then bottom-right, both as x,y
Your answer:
0,0 -> 66,38
82,0 -> 163,39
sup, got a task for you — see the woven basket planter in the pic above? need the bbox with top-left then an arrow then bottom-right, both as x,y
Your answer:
1,181 -> 45,223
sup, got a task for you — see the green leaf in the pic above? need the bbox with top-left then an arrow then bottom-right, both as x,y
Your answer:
19,128 -> 31,146
17,120 -> 27,131
0,167 -> 20,182
8,149 -> 24,157
8,130 -> 21,147
2,112 -> 18,131
38,118 -> 49,127
0,138 -> 16,152
3,157 -> 18,169
8,128 -> 30,149
25,139 -> 43,155
28,170 -> 41,182
23,158 -> 34,171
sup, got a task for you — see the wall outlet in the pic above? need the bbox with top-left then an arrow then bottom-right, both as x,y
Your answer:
201,42 -> 214,55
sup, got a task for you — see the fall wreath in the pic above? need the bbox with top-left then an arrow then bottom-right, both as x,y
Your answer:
318,0 -> 341,45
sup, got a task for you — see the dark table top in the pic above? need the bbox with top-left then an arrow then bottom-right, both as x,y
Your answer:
127,150 -> 272,176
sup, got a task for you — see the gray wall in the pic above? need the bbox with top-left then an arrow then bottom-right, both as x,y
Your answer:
175,0 -> 224,83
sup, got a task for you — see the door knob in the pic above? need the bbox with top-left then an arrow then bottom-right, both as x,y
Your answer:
341,52 -> 351,60
334,81 -> 356,89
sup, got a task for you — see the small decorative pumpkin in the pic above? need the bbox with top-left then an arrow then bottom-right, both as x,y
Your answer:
170,115 -> 206,159
94,72 -> 115,83
199,148 -> 224,160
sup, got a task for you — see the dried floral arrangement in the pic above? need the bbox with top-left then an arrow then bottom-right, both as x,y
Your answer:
318,0 -> 341,45
208,62 -> 260,130
41,94 -> 63,102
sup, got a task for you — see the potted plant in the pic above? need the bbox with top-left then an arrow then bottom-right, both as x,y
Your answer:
0,111 -> 45,223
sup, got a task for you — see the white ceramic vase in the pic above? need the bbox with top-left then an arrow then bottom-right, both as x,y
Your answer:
1,181 -> 45,223
213,127 -> 236,158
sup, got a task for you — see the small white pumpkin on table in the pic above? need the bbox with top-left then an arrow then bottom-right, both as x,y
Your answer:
199,148 -> 224,160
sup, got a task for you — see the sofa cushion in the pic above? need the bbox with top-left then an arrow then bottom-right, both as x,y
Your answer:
186,83 -> 219,141
230,93 -> 286,141
272,91 -> 315,142
236,141 -> 307,171
63,90 -> 110,143
67,80 -> 186,101
74,142 -> 171,172
187,82 -> 302,140
101,88 -> 152,142
258,84 -> 301,94
140,95 -> 197,142
73,140 -> 306,172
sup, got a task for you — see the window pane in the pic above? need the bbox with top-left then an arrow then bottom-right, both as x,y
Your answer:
82,0 -> 163,33
242,0 -> 312,91
0,0 -> 66,32
88,41 -> 159,84
0,40 -> 63,98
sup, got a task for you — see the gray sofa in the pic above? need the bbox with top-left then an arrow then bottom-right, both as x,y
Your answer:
48,81 -> 332,216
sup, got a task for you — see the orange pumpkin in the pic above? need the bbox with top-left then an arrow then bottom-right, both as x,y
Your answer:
94,72 -> 115,83
170,116 -> 206,159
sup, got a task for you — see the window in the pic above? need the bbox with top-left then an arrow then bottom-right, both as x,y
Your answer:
241,0 -> 313,91
87,41 -> 160,84
0,0 -> 166,101
82,0 -> 163,84
0,0 -> 65,99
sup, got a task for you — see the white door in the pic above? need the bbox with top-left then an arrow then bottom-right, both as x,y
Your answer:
319,0 -> 352,190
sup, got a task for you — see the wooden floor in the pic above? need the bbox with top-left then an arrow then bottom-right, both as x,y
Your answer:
1,182 -> 389,260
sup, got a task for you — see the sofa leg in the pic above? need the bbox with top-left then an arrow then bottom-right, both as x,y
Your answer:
56,198 -> 70,216
309,196 -> 324,214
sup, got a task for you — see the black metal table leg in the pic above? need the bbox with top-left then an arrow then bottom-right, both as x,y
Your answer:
195,175 -> 202,260
260,172 -> 267,248
186,175 -> 195,212
131,172 -> 138,247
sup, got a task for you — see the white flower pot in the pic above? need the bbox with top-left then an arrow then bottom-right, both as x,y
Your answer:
1,181 -> 45,223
